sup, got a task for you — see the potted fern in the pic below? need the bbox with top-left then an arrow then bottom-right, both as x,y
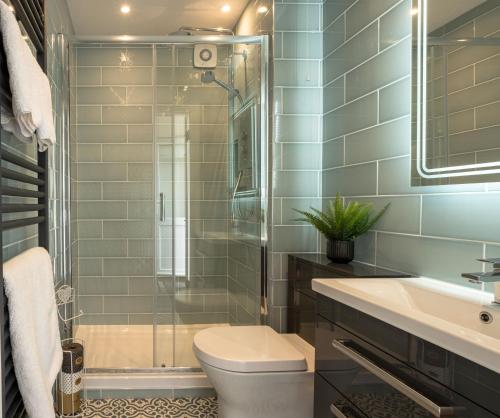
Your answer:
295,194 -> 389,263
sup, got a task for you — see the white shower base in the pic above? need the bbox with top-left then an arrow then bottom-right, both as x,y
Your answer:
74,323 -> 228,369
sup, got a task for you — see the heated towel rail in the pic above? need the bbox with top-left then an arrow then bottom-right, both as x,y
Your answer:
0,1 -> 47,417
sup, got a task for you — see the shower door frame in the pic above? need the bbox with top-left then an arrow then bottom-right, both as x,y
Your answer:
72,34 -> 269,373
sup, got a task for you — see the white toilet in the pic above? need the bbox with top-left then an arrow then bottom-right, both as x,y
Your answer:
193,326 -> 314,418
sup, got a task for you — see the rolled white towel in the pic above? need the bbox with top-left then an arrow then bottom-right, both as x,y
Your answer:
0,1 -> 56,150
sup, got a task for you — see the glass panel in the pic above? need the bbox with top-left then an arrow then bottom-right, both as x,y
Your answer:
227,43 -> 262,327
154,41 -> 264,368
70,37 -> 267,371
155,45 -> 177,368
71,44 -> 160,369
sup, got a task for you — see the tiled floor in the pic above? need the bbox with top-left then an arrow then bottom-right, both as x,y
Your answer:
75,324 -> 228,368
84,397 -> 218,418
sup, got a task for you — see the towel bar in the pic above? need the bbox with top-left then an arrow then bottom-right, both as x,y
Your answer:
0,1 -> 47,417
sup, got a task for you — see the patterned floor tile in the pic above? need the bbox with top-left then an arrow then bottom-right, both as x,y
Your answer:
83,397 -> 218,418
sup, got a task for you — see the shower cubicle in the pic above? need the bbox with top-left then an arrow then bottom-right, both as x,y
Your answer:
71,35 -> 268,370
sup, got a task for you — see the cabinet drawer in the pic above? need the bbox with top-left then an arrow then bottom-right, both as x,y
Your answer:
317,297 -> 500,416
315,373 -> 367,418
291,289 -> 316,345
316,315 -> 497,418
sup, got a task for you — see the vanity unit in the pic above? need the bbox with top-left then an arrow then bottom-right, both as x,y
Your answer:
287,254 -> 408,346
312,278 -> 500,418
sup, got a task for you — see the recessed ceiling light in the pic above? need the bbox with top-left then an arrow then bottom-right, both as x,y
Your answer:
221,4 -> 231,13
411,7 -> 418,15
8,5 -> 14,12
257,6 -> 268,14
120,4 -> 131,14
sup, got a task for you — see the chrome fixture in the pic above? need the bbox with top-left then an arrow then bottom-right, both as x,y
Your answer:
169,26 -> 234,36
462,258 -> 500,303
230,170 -> 243,223
201,70 -> 244,104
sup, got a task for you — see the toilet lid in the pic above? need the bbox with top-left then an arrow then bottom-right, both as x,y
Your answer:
193,326 -> 307,373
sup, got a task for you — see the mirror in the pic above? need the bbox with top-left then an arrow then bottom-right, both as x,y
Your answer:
230,101 -> 258,196
412,0 -> 500,184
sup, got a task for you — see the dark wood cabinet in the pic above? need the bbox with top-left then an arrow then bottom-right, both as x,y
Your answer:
287,254 -> 409,346
314,295 -> 500,418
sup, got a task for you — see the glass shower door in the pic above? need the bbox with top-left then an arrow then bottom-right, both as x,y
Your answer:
154,38 -> 267,368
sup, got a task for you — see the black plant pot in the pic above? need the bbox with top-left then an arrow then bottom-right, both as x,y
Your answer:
326,239 -> 354,263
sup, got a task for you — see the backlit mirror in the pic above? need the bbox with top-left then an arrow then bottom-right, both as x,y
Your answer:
412,0 -> 500,184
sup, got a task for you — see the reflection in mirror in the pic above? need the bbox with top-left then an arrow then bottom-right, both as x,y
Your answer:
412,0 -> 500,185
231,102 -> 257,195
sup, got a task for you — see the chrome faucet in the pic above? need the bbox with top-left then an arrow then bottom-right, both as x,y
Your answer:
462,258 -> 500,303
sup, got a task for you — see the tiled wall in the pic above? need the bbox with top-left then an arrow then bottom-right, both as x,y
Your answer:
46,0 -> 74,295
155,45 -> 231,325
74,45 -> 231,325
230,1 -> 273,325
74,45 -> 156,325
322,0 -> 500,291
270,0 -> 323,331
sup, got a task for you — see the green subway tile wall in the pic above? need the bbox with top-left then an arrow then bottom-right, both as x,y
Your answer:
270,0 -> 323,331
322,0 -> 500,292
156,45 -> 231,327
74,45 -> 156,325
228,0 -> 272,326
74,44 -> 232,325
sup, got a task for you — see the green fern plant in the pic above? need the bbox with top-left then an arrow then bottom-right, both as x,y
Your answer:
294,194 -> 390,241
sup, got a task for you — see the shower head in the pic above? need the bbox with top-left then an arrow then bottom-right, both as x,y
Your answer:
201,70 -> 216,84
169,26 -> 234,36
201,70 -> 243,105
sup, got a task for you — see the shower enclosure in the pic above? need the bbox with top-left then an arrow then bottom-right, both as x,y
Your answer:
71,35 -> 268,370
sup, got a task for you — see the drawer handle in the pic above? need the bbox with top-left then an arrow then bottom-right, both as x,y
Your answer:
332,339 -> 460,417
330,404 -> 347,418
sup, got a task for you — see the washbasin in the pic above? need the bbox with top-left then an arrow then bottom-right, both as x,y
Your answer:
312,277 -> 500,373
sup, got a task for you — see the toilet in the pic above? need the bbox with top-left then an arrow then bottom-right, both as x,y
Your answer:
193,326 -> 314,418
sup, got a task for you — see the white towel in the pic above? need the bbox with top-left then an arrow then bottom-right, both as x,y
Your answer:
0,1 -> 56,151
3,247 -> 63,418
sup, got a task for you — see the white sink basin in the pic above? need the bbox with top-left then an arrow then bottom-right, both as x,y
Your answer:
312,277 -> 500,373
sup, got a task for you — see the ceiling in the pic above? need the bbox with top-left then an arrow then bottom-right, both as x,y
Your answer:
66,0 -> 250,36
428,0 -> 488,32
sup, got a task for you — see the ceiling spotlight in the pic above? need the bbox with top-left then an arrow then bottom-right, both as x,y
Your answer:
221,4 -> 231,13
120,4 -> 131,14
8,5 -> 14,12
257,6 -> 268,14
411,7 -> 418,16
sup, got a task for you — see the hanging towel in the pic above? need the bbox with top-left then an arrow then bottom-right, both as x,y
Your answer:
0,1 -> 56,151
3,247 -> 63,418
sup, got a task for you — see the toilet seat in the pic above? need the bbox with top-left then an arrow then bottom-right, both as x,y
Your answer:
193,326 -> 308,373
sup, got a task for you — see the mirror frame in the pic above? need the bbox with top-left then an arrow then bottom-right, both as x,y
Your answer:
413,0 -> 500,179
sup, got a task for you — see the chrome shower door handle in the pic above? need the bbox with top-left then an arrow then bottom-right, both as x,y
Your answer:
159,193 -> 164,222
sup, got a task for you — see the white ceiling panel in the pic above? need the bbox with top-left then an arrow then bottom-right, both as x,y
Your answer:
66,0 -> 249,36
